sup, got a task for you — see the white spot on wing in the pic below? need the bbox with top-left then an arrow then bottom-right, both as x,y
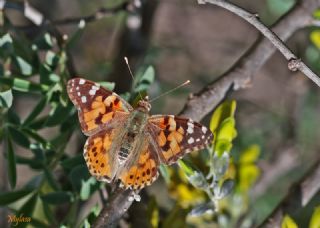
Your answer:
89,89 -> 96,95
77,92 -> 81,96
81,96 -> 87,103
187,121 -> 194,134
188,137 -> 194,144
79,79 -> 85,84
196,138 -> 200,142
202,126 -> 207,134
76,86 -> 79,91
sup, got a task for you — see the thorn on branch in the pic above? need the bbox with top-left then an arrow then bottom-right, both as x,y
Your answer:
288,58 -> 302,72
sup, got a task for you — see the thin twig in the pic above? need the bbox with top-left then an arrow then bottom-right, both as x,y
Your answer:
259,158 -> 320,227
197,0 -> 320,86
180,0 -> 319,120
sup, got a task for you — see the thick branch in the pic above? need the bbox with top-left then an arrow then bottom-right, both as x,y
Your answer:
259,159 -> 320,227
92,188 -> 134,228
180,0 -> 319,120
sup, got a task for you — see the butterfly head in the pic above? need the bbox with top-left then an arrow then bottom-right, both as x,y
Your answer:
137,96 -> 151,112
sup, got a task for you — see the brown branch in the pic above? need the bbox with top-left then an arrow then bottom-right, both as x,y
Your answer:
92,187 -> 134,228
180,0 -> 319,120
197,0 -> 320,85
259,158 -> 320,227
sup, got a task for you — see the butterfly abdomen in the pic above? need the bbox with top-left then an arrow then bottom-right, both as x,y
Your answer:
118,110 -> 148,164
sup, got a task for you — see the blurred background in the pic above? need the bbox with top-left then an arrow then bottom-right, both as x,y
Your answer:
1,0 -> 320,227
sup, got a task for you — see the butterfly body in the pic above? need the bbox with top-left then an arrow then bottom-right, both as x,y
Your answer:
67,78 -> 213,190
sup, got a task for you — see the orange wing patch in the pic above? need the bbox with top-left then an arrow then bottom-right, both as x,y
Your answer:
67,78 -> 132,135
119,145 -> 159,190
84,128 -> 117,182
149,115 -> 213,165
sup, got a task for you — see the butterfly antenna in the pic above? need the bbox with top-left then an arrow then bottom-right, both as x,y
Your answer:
149,80 -> 191,103
124,57 -> 143,100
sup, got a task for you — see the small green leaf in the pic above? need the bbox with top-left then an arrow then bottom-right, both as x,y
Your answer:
45,104 -> 72,127
309,206 -> 320,228
0,89 -> 13,108
44,168 -> 60,191
0,33 -> 13,47
66,19 -> 86,49
80,177 -> 99,200
46,51 -> 59,67
34,32 -> 53,50
41,191 -> 73,205
7,137 -> 16,189
134,66 -> 155,92
210,100 -> 236,133
178,160 -> 208,190
9,127 -> 30,148
69,165 -> 91,192
159,164 -> 170,184
239,145 -> 260,164
0,77 -> 48,92
281,214 -> 298,228
18,192 -> 38,217
97,81 -> 115,91
16,56 -> 32,75
0,189 -> 33,205
60,154 -> 85,171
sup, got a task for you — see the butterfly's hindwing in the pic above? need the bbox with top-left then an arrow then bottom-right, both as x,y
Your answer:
67,78 -> 133,135
119,140 -> 159,190
148,115 -> 213,165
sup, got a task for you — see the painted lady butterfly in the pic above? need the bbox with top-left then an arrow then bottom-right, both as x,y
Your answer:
67,78 -> 213,190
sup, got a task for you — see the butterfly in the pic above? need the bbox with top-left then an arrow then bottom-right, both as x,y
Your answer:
67,78 -> 213,190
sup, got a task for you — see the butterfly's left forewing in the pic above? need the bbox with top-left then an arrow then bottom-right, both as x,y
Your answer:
67,78 -> 132,136
148,115 -> 213,165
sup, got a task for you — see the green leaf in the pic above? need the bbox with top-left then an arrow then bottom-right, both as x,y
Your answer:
69,165 -> 91,192
178,160 -> 208,190
159,164 -> 170,184
44,168 -> 60,191
66,19 -> 86,49
0,33 -> 13,47
134,66 -> 155,92
7,137 -> 16,189
18,192 -> 38,217
23,97 -> 47,126
210,100 -> 236,133
41,191 -> 73,205
15,56 -> 32,75
239,145 -> 260,164
45,51 -> 59,67
0,89 -> 13,108
45,104 -> 72,127
60,154 -> 85,171
0,77 -> 49,92
0,189 -> 33,206
34,32 -> 53,50
0,33 -> 14,56
80,177 -> 99,200
9,127 -> 30,148
281,214 -> 298,228
309,206 -> 320,228
97,81 -> 115,91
